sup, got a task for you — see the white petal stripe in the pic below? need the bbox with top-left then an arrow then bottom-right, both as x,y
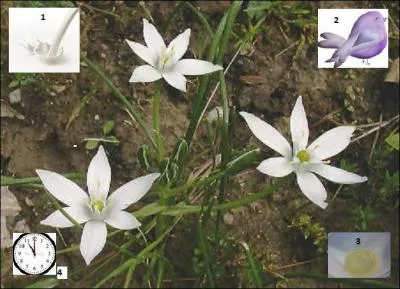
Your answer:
36,169 -> 88,207
308,126 -> 355,160
129,65 -> 162,83
166,29 -> 191,64
104,210 -> 141,230
143,18 -> 165,57
108,173 -> 160,211
257,157 -> 293,177
40,206 -> 91,228
173,59 -> 223,76
239,111 -> 292,158
125,39 -> 155,66
87,145 -> 111,200
162,71 -> 187,91
308,164 -> 368,184
80,221 -> 107,265
296,172 -> 328,209
290,96 -> 309,151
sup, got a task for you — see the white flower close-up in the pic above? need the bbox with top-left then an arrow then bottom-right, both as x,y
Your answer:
37,145 -> 160,265
126,18 -> 223,92
328,232 -> 390,278
240,95 -> 368,209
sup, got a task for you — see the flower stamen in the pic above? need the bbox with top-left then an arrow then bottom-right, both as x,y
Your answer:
296,149 -> 310,163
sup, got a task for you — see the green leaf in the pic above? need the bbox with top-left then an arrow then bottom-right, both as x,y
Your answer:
104,135 -> 119,144
138,144 -> 152,172
385,132 -> 399,150
25,278 -> 58,288
8,80 -> 19,88
85,140 -> 99,150
225,149 -> 261,176
103,120 -> 115,135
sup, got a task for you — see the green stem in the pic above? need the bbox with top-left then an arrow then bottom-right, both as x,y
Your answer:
82,56 -> 156,151
1,172 -> 85,186
42,188 -> 81,230
214,71 -> 230,247
152,81 -> 164,161
95,217 -> 181,288
184,2 -> 214,39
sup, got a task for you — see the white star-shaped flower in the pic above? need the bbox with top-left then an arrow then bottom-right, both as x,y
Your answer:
37,146 -> 160,265
126,19 -> 223,92
240,96 -> 368,209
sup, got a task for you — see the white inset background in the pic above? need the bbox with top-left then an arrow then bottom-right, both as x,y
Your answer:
9,8 -> 80,73
318,9 -> 388,68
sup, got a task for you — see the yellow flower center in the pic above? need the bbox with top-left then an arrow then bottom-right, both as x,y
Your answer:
296,150 -> 310,163
90,199 -> 106,215
344,248 -> 379,277
160,47 -> 175,69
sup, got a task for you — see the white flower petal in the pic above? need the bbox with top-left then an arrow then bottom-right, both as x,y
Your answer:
87,145 -> 111,200
143,18 -> 165,58
80,221 -> 107,265
308,164 -> 368,184
125,39 -> 155,66
162,71 -> 187,91
40,206 -> 91,228
129,65 -> 162,83
173,59 -> 223,76
257,157 -> 293,177
308,126 -> 355,160
239,111 -> 292,158
290,96 -> 309,151
166,29 -> 191,64
296,172 -> 328,209
36,169 -> 88,207
104,210 -> 141,230
108,173 -> 160,211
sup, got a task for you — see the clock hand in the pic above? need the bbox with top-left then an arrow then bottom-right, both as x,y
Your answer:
33,238 -> 36,257
28,242 -> 35,256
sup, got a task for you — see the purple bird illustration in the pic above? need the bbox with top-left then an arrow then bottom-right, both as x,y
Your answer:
318,11 -> 387,68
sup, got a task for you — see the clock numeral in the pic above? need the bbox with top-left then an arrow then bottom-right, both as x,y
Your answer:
33,236 -> 37,241
41,264 -> 44,268
46,244 -> 49,248
33,267 -> 36,271
18,251 -> 21,255
20,259 -> 23,263
19,244 -> 25,248
48,251 -> 51,256
46,259 -> 49,262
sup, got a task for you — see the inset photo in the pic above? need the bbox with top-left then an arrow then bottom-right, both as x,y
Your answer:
9,7 -> 80,73
328,232 -> 391,278
318,9 -> 388,68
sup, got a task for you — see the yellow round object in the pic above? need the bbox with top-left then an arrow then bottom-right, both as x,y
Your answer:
344,248 -> 379,277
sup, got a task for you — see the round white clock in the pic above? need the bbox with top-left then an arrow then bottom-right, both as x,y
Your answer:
13,233 -> 56,275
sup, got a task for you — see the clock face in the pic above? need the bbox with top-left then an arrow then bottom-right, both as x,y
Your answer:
13,233 -> 56,275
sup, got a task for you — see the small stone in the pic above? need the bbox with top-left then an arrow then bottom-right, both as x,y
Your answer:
53,85 -> 66,93
9,88 -> 22,104
25,197 -> 34,206
94,114 -> 100,120
14,219 -> 30,233
223,212 -> 234,225
101,53 -> 106,58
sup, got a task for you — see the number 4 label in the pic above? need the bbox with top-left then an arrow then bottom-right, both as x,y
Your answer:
56,266 -> 68,279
